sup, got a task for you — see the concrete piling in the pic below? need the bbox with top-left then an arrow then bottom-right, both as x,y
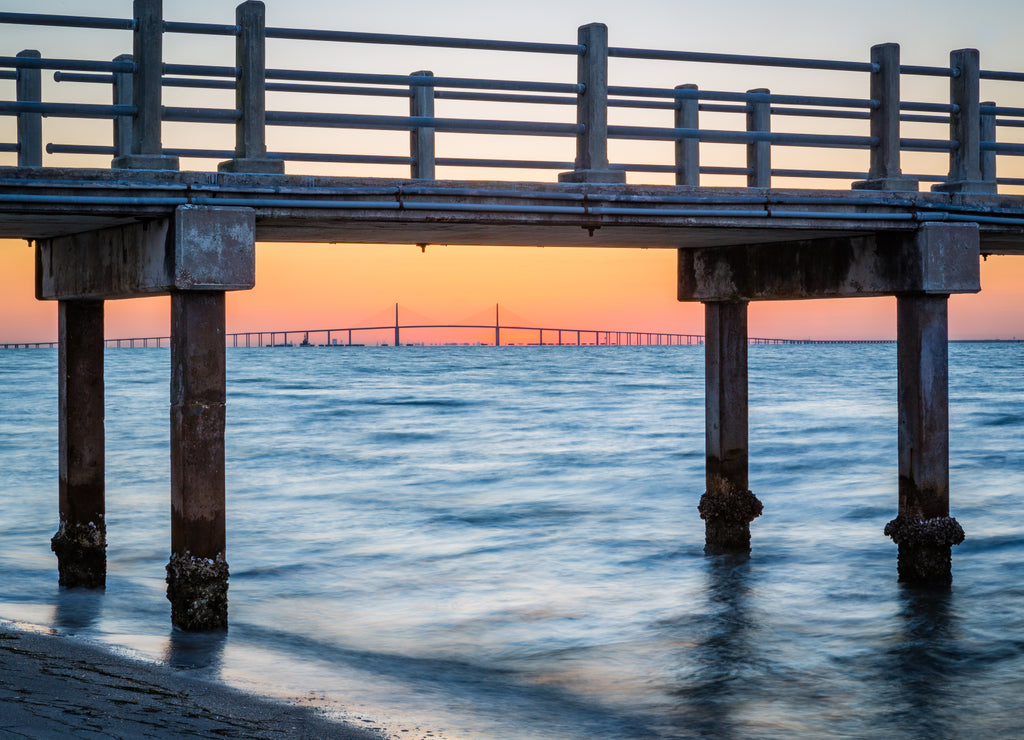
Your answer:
700,301 -> 762,553
168,291 -> 229,630
51,300 -> 106,588
886,294 -> 965,586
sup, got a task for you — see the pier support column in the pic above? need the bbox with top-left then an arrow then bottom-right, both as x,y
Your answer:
700,301 -> 762,553
885,294 -> 964,586
167,291 -> 229,630
51,300 -> 106,588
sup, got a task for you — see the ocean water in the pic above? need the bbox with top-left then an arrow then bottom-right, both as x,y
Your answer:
1,344 -> 1023,739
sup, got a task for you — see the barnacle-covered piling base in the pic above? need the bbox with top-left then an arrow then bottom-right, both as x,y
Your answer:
166,553 -> 229,631
698,476 -> 764,554
884,515 -> 965,587
51,521 -> 106,589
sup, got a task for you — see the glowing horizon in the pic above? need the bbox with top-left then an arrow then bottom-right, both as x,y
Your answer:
1,0 -> 1023,343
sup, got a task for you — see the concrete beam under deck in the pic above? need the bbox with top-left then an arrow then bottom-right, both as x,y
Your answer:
35,206 -> 255,300
0,169 -> 1022,253
678,223 -> 981,302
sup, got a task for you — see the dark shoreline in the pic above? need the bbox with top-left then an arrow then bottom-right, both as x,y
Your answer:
0,620 -> 385,739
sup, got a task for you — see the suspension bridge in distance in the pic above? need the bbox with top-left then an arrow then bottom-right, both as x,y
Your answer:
0,304 -> 886,349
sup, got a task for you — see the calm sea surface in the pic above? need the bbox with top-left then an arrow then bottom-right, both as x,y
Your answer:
1,344 -> 1023,739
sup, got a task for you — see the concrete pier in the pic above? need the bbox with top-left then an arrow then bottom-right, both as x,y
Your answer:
700,301 -> 762,553
885,295 -> 965,586
51,300 -> 105,588
168,291 -> 229,630
681,223 -> 979,567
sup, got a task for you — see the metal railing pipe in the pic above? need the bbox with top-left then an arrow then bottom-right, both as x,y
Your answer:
607,46 -> 875,73
746,88 -> 770,187
163,20 -> 239,36
675,83 -> 699,186
0,56 -> 132,73
15,50 -> 41,166
559,23 -> 624,183
263,110 -> 581,136
0,12 -> 135,31
410,71 -> 435,179
265,26 -> 583,55
218,1 -> 282,174
0,101 -> 135,117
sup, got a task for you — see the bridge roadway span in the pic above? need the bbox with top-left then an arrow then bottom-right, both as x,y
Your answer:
5,0 -> 1024,630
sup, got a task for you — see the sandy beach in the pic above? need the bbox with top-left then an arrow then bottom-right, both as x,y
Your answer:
0,621 -> 386,739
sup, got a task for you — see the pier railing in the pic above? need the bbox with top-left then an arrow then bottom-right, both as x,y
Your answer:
1,1 -> 1022,192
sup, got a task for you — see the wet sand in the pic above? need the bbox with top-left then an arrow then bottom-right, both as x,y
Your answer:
0,622 -> 385,739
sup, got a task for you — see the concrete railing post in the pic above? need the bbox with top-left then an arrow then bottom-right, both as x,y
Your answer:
15,50 -> 42,167
409,70 -> 435,180
674,83 -> 699,186
700,300 -> 762,553
746,88 -> 770,188
854,43 -> 918,192
112,54 -> 134,159
219,1 -> 283,174
51,300 -> 106,588
933,48 -> 995,194
113,0 -> 178,170
981,99 -> 997,185
558,23 -> 625,184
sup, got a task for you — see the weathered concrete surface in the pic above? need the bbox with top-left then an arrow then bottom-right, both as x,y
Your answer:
169,291 -> 228,630
699,475 -> 763,554
217,0 -> 284,175
558,23 -> 625,185
885,515 -> 965,586
703,301 -> 760,552
51,522 -> 106,590
166,553 -> 229,632
890,293 -> 962,586
36,206 -> 255,300
853,44 -> 919,193
678,223 -> 981,302
54,299 -> 105,589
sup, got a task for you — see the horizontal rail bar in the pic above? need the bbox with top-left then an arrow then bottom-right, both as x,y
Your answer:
437,90 -> 578,106
265,27 -> 584,55
901,101 -> 958,113
901,113 -> 949,124
608,46 -> 876,73
162,106 -> 240,122
264,110 -> 583,136
0,56 -> 133,73
0,71 -> 15,81
981,142 -> 1024,154
163,20 -> 239,36
266,69 -> 582,95
436,157 -> 571,169
0,11 -> 134,31
53,72 -> 113,85
980,69 -> 1024,82
900,64 -> 956,78
984,104 -> 1024,117
163,63 -> 237,78
611,85 -> 877,109
609,124 -> 877,148
0,101 -> 135,118
899,137 -> 956,150
0,143 -> 17,153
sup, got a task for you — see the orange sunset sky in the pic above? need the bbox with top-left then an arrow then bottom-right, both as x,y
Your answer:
1,0 -> 1023,343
